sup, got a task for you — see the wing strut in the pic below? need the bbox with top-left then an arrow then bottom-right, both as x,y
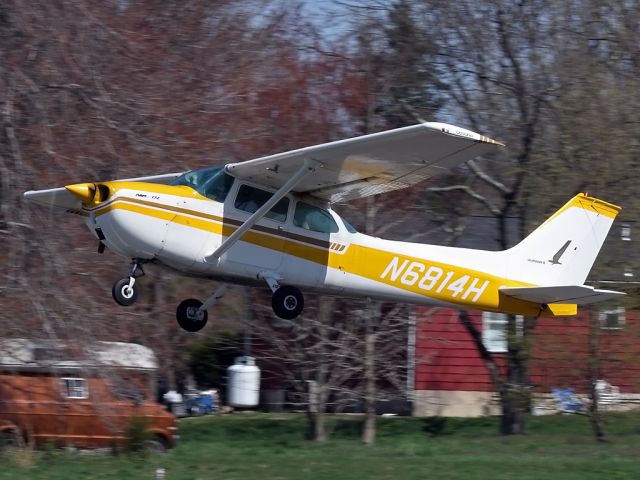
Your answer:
205,158 -> 319,263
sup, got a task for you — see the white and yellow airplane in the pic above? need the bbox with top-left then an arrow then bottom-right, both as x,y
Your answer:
24,122 -> 624,332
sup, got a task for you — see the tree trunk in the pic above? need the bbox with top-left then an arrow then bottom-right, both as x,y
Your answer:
459,310 -> 534,435
501,315 -> 533,435
307,380 -> 328,442
361,195 -> 378,445
500,385 -> 528,435
306,300 -> 333,443
588,381 -> 607,443
306,410 -> 328,443
587,309 -> 607,442
362,313 -> 377,445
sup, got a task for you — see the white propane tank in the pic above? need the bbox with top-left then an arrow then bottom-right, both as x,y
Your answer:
227,356 -> 261,408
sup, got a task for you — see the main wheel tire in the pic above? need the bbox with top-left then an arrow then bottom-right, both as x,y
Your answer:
112,277 -> 139,306
0,429 -> 20,449
176,298 -> 208,332
145,434 -> 168,453
272,286 -> 304,320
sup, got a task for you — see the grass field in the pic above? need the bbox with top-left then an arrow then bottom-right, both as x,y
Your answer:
2,413 -> 640,480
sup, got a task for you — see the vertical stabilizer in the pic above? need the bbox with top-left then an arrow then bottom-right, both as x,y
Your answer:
504,194 -> 621,286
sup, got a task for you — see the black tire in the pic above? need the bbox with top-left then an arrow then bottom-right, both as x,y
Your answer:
176,298 -> 208,332
145,434 -> 168,453
112,277 -> 139,306
0,429 -> 20,450
272,286 -> 304,320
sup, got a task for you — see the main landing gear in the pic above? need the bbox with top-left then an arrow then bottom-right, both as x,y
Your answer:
112,260 -> 145,307
175,285 -> 228,333
260,273 -> 304,320
176,299 -> 208,332
111,262 -> 305,331
271,285 -> 304,320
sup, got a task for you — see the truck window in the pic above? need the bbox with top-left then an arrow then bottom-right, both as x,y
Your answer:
61,377 -> 89,399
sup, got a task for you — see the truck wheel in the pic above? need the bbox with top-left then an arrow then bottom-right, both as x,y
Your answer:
146,435 -> 168,453
0,429 -> 20,449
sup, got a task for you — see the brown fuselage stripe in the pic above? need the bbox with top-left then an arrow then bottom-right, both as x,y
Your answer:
90,196 -> 332,249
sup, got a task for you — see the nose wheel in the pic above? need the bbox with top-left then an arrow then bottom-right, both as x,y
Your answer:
112,277 -> 139,306
112,259 -> 145,307
271,285 -> 304,320
176,299 -> 209,332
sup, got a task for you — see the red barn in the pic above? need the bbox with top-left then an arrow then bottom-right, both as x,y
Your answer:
413,306 -> 640,417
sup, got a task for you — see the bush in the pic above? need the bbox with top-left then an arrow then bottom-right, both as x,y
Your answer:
123,417 -> 153,453
422,416 -> 448,437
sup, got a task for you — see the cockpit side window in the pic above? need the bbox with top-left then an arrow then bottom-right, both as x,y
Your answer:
342,219 -> 358,234
234,184 -> 289,222
293,202 -> 339,233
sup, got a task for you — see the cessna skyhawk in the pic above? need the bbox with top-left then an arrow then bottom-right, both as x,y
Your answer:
24,122 -> 623,331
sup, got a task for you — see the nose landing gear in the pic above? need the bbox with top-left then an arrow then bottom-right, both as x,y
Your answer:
112,260 -> 145,307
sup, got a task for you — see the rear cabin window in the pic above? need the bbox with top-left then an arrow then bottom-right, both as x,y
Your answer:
61,378 -> 89,399
234,185 -> 289,222
294,202 -> 339,233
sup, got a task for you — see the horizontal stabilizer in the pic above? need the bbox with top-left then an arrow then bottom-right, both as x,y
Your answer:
500,285 -> 625,305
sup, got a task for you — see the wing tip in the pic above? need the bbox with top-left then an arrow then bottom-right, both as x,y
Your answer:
478,134 -> 506,147
423,122 -> 505,147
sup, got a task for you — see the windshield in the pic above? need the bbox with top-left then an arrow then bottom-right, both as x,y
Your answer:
171,167 -> 234,202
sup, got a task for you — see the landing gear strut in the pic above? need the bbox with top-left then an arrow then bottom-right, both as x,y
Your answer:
112,260 -> 145,307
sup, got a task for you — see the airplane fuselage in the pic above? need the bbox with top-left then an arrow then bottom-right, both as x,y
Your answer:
84,180 -> 544,316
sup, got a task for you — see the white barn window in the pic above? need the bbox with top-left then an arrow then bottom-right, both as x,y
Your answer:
482,312 -> 508,353
621,224 -> 631,241
482,313 -> 524,352
599,307 -> 625,330
61,377 -> 89,399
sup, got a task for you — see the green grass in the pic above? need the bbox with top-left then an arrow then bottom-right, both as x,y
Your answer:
3,413 -> 640,479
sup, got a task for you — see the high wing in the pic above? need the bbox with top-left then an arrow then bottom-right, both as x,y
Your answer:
23,172 -> 184,213
500,285 -> 625,305
226,122 -> 504,203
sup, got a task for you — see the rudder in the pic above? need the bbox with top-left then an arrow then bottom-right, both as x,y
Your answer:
504,194 -> 621,287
